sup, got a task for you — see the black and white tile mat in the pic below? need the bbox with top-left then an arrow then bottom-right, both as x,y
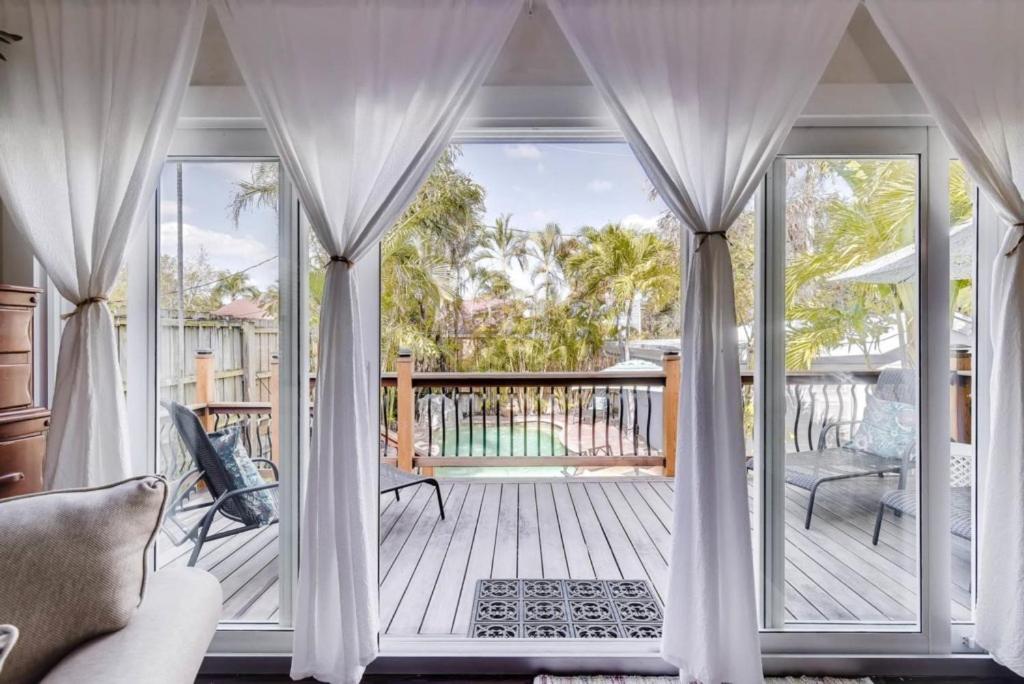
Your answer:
470,579 -> 662,639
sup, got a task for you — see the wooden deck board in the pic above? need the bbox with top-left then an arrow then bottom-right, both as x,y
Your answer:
158,475 -> 974,629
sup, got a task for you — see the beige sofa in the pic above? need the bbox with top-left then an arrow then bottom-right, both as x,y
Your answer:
0,476 -> 221,684
37,568 -> 221,684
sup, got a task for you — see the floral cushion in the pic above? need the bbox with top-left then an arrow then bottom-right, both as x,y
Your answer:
846,395 -> 916,460
207,425 -> 278,526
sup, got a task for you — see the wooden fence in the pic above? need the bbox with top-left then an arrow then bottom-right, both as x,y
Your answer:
115,315 -> 279,405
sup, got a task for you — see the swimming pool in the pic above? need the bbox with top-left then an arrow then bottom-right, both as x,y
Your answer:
437,422 -> 565,457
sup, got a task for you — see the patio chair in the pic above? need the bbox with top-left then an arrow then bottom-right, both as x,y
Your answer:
872,485 -> 971,545
162,401 -> 280,567
751,368 -> 917,529
380,463 -> 445,519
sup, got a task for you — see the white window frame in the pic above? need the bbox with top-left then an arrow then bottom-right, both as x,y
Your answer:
133,85 -> 1000,674
124,127 -> 305,652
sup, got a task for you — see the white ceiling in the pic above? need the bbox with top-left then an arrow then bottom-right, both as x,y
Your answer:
190,3 -> 911,88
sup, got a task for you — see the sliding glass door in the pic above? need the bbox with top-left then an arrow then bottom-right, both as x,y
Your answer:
777,155 -> 920,629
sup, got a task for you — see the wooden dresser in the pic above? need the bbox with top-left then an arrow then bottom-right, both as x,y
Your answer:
0,285 -> 50,499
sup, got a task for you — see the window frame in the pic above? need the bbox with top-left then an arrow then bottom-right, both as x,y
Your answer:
106,89 -> 995,672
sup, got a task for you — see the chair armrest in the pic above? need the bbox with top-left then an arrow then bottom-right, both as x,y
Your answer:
210,482 -> 279,516
249,458 -> 279,480
817,420 -> 861,451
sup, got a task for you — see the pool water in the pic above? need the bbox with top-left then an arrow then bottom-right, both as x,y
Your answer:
437,423 -> 564,457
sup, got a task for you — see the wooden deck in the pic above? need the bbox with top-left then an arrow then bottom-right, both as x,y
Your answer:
158,474 -> 973,630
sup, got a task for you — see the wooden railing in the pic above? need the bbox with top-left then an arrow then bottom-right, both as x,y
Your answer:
158,346 -> 972,480
380,351 -> 681,475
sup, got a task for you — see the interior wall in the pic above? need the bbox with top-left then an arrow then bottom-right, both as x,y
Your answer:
190,3 -> 911,89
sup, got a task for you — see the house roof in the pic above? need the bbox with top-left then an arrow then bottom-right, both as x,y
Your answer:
212,297 -> 270,320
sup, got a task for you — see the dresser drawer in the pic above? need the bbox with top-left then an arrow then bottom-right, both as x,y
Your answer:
0,432 -> 45,499
0,307 -> 33,355
0,365 -> 32,411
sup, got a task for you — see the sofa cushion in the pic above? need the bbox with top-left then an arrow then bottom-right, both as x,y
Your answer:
0,475 -> 167,683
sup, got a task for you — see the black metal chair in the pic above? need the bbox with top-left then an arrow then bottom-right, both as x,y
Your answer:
162,401 -> 280,567
380,463 -> 445,519
873,485 -> 971,545
747,368 -> 917,529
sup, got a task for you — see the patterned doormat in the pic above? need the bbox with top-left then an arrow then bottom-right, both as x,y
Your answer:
470,579 -> 663,639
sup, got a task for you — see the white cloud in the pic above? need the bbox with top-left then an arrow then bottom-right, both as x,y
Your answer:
160,199 -> 191,220
160,221 -> 277,288
587,179 -> 614,193
527,209 -> 553,225
620,213 -> 661,232
503,143 -> 543,160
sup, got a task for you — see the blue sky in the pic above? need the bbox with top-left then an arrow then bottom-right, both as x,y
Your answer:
459,142 -> 666,233
158,143 -> 666,293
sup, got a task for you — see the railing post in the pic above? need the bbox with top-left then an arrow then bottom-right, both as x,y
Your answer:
194,348 -> 215,431
397,349 -> 415,473
270,353 -> 280,466
662,350 -> 680,477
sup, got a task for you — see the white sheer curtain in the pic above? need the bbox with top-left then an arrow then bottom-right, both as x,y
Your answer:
213,1 -> 521,681
867,0 -> 1024,674
0,0 -> 205,488
548,1 -> 855,681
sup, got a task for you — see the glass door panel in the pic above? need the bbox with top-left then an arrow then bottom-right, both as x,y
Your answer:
154,160 -> 283,625
779,157 -> 920,628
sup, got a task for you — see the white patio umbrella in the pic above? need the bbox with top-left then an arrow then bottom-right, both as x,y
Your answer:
829,221 -> 974,284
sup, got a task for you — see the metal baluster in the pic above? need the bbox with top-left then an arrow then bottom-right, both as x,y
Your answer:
441,389 -> 447,457
455,389 -> 461,456
381,390 -> 390,457
626,385 -> 634,454
549,386 -> 555,456
645,387 -> 652,457
792,385 -> 803,452
510,389 -> 514,457
618,387 -> 624,457
564,389 -> 570,457
577,388 -> 582,456
591,388 -> 597,457
836,382 -> 845,447
536,388 -> 542,457
428,391 -> 434,456
469,391 -> 474,457
604,387 -> 610,455
806,384 -> 816,451
482,388 -> 488,457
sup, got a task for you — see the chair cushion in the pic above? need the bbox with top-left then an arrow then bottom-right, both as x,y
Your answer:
846,395 -> 915,459
207,425 -> 277,525
0,476 -> 167,684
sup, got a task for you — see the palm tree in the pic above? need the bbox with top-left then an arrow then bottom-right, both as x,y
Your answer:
529,222 -> 566,302
481,214 -> 527,274
564,223 -> 679,360
211,270 -> 261,305
229,162 -> 280,227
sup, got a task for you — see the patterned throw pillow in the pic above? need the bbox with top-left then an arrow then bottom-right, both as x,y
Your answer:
207,425 -> 278,526
846,395 -> 916,459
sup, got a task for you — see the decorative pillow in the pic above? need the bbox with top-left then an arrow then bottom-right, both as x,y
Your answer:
0,476 -> 167,683
207,425 -> 277,526
846,395 -> 916,459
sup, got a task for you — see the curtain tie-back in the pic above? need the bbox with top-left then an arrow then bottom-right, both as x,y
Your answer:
330,255 -> 355,268
61,296 -> 109,320
692,230 -> 729,253
1005,222 -> 1024,257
